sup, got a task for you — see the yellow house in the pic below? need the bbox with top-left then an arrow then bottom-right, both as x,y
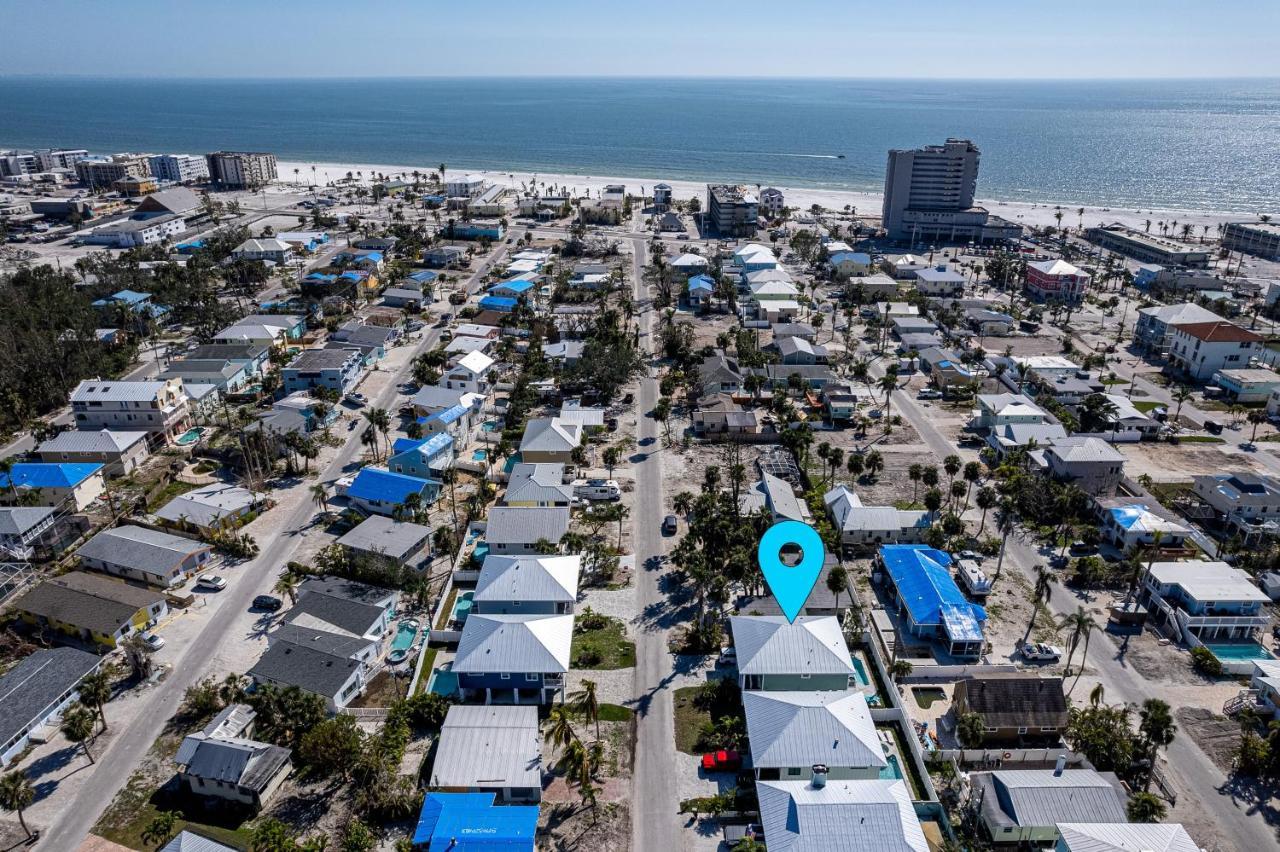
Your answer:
11,571 -> 167,648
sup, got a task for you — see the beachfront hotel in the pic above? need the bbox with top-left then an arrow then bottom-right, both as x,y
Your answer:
881,138 -> 1020,244
1222,220 -> 1280,261
705,184 -> 759,237
1084,222 -> 1211,267
206,151 -> 278,188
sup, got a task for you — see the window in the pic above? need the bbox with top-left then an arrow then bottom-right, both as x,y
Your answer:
1017,726 -> 1028,734
787,767 -> 802,776
525,673 -> 539,682
500,673 -> 511,680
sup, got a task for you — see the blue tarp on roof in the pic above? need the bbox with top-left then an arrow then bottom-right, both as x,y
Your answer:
412,792 -> 537,850
479,296 -> 518,312
880,544 -> 986,630
347,468 -> 433,504
935,360 -> 973,376
408,270 -> 438,283
339,270 -> 369,282
1109,504 -> 1153,531
688,273 -> 715,291
390,433 -> 453,458
830,251 -> 871,265
304,273 -> 337,283
424,404 -> 469,425
0,463 -> 103,489
490,278 -> 535,294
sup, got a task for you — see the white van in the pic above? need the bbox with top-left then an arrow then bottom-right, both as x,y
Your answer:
573,479 -> 621,501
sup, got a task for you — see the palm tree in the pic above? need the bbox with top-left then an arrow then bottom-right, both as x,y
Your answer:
1138,698 -> 1177,789
78,667 -> 113,733
274,569 -> 302,605
943,454 -> 961,484
975,487 -> 998,534
1248,408 -> 1267,444
826,565 -> 849,615
1022,567 -> 1056,643
545,706 -> 577,750
1127,791 -> 1167,823
908,463 -> 923,501
1171,384 -> 1193,423
309,483 -> 329,514
957,712 -> 986,748
0,770 -> 35,840
142,810 -> 179,848
864,450 -> 884,481
61,702 -> 97,764
1059,606 -> 1098,691
570,680 -> 602,742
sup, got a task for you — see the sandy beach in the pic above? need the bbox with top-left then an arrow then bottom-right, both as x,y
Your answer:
278,158 -> 1244,235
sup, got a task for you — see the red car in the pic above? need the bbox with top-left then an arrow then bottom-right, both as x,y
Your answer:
700,749 -> 741,772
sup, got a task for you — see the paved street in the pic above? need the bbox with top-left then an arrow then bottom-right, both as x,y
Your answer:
39,241 -> 508,849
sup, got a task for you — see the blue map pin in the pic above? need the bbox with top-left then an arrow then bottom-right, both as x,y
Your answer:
757,520 -> 826,623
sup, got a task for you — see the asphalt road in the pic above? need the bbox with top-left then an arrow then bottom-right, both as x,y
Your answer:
622,221 -> 682,851
40,244 -> 507,849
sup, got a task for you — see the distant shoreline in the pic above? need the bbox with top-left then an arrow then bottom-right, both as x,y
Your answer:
278,158 -> 1252,235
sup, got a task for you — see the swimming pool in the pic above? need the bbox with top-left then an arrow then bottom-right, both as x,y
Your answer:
481,420 -> 502,433
387,619 -> 420,664
175,427 -> 205,446
851,657 -> 871,687
452,591 -> 474,623
472,449 -> 488,462
879,754 -> 903,781
1204,642 -> 1275,662
429,664 -> 458,696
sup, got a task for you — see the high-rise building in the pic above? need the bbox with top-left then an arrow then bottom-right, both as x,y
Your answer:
1222,221 -> 1280,261
706,184 -> 759,237
0,148 -> 90,177
206,151 -> 277,188
881,138 -> 1019,244
149,154 -> 210,184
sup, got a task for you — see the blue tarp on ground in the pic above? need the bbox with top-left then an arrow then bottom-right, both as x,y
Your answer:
412,792 -> 537,850
880,544 -> 986,631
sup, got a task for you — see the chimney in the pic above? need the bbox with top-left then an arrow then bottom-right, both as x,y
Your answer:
811,764 -> 828,789
1054,754 -> 1067,776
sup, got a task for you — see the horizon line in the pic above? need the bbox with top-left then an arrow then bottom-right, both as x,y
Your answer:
2,72 -> 1278,83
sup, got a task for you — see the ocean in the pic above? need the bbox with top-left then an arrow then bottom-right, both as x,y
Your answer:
1,76 -> 1277,213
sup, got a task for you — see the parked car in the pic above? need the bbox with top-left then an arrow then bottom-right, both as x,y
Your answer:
716,646 -> 738,667
1205,420 -> 1224,435
347,392 -> 368,406
139,631 -> 165,651
1068,541 -> 1097,556
917,389 -> 944,400
700,749 -> 742,772
622,392 -> 634,405
195,574 -> 227,591
956,550 -> 984,562
252,595 -> 283,612
662,514 -> 679,535
1020,642 -> 1063,662
406,321 -> 424,332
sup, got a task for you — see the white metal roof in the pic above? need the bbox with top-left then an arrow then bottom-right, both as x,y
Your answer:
991,769 -> 1126,827
1148,560 -> 1270,604
757,779 -> 927,851
430,704 -> 542,790
744,691 -> 885,770
453,613 -> 572,674
1055,822 -> 1200,852
731,616 -> 856,677
473,554 -> 580,605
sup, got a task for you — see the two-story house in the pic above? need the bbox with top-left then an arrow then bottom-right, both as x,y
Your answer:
1193,472 -> 1280,542
387,433 -> 454,480
502,463 -> 574,507
345,468 -> 440,516
969,393 -> 1050,432
1141,560 -> 1271,646
1042,437 -> 1125,496
518,418 -> 582,465
1133,302 -> 1223,355
1025,259 -> 1089,302
952,675 -> 1069,746
70,378 -> 192,443
472,554 -> 581,615
484,506 -> 571,555
37,429 -> 151,476
729,616 -> 859,692
453,613 -> 573,704
0,463 -> 106,511
1167,320 -> 1263,382
743,690 -> 887,781
441,350 -> 495,395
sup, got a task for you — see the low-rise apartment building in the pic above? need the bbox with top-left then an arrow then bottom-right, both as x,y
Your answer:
282,348 -> 364,396
1167,320 -> 1263,382
1141,560 -> 1271,646
70,378 -> 191,442
1085,222 -> 1210,267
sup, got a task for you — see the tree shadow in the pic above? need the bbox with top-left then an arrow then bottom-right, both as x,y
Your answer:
21,744 -> 80,784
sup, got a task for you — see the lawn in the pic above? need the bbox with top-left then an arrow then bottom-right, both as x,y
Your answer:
412,646 -> 439,696
598,703 -> 634,722
145,479 -> 198,513
1132,400 -> 1164,413
1178,435 -> 1226,444
673,681 -> 741,754
433,587 -> 458,631
97,766 -> 253,851
571,615 -> 636,669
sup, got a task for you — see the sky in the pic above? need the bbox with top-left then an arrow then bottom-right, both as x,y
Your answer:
2,0 -> 1278,79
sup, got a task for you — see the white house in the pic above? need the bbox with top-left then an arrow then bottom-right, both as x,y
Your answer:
969,393 -> 1049,431
1193,472 -> 1280,541
824,485 -> 929,549
1167,320 -> 1263,382
232,237 -> 295,265
1141,560 -> 1271,646
441,350 -> 495,394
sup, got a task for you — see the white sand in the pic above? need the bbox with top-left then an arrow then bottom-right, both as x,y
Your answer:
278,158 -> 1242,234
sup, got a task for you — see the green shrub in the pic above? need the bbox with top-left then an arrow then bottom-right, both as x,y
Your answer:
1190,646 -> 1223,676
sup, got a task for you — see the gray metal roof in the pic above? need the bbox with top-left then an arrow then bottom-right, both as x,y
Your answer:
299,575 -> 395,607
989,769 -> 1127,828
76,524 -> 209,578
71,379 -> 170,403
247,640 -> 362,699
474,554 -> 580,605
159,832 -> 240,852
484,506 -> 570,546
453,613 -> 572,674
0,647 -> 101,752
182,735 -> 291,792
730,616 -> 856,677
519,417 -> 581,453
154,482 -> 259,528
743,691 -> 885,770
503,463 -> 573,505
430,705 -> 542,790
757,472 -> 810,522
757,779 -> 927,851
270,624 -> 375,660
337,515 -> 431,560
1055,823 -> 1200,852
38,429 -> 149,454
